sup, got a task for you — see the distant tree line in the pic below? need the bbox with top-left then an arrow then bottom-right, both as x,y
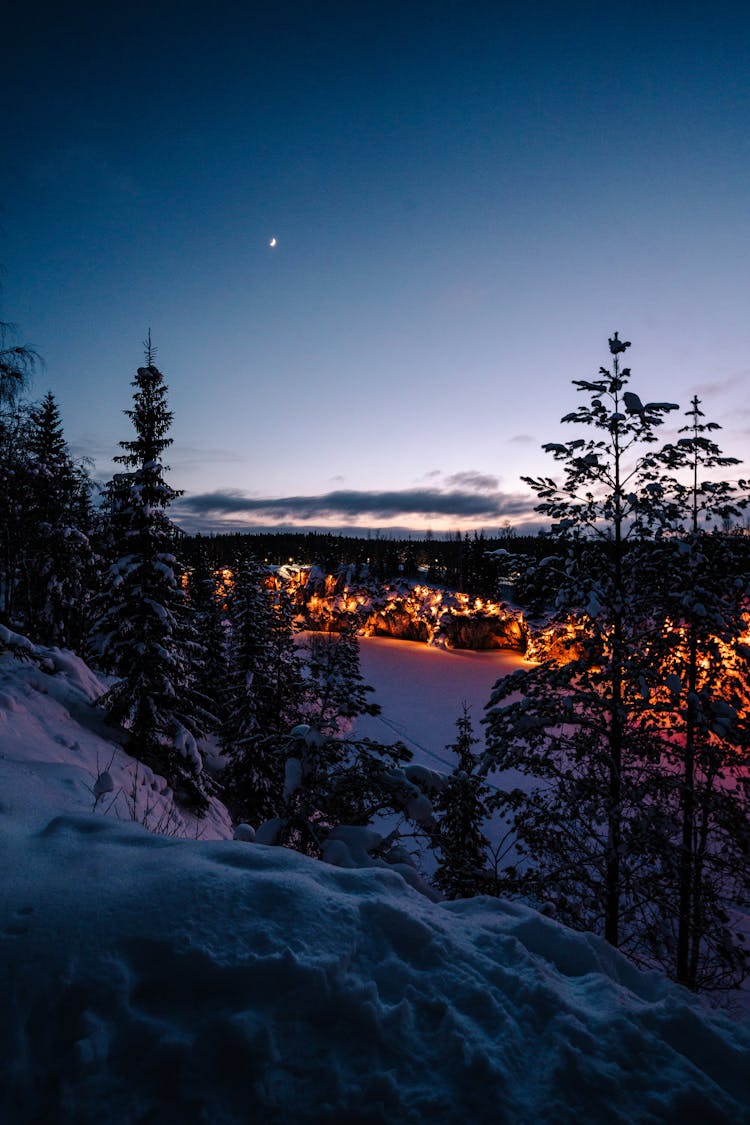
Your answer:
183,528 -> 556,603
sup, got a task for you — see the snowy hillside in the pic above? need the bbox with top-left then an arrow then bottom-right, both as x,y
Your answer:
1,639 -> 749,1123
0,626 -> 233,840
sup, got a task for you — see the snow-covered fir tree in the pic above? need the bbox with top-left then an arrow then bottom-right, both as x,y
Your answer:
23,391 -> 96,648
91,339 -> 213,813
300,621 -> 380,735
257,582 -> 308,739
222,566 -> 416,849
222,555 -> 289,824
433,706 -> 493,899
484,334 -> 680,952
263,619 -> 410,856
185,543 -> 229,734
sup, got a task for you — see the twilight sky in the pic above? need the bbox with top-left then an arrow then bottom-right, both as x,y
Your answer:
3,1 -> 750,534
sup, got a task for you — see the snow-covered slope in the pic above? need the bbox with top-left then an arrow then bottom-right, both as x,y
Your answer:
0,641 -> 748,1123
0,628 -> 232,839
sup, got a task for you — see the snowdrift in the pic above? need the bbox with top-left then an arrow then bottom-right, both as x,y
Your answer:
0,642 -> 748,1122
2,818 -> 749,1123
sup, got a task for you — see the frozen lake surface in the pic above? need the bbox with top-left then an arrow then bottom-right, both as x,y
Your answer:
356,636 -> 528,768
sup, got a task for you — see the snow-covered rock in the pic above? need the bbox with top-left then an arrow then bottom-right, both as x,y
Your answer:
233,822 -> 256,842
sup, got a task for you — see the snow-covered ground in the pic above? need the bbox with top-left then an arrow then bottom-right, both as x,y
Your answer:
1,637 -> 748,1122
356,635 -> 527,767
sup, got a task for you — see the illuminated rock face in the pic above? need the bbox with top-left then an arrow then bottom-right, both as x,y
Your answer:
292,570 -> 530,652
441,613 -> 528,652
366,608 -> 431,643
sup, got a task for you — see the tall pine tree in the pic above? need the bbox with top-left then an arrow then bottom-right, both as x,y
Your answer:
484,334 -> 679,949
92,338 -> 213,813
185,544 -> 230,734
0,403 -> 33,625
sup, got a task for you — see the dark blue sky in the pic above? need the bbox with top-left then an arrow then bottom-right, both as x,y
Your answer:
4,2 -> 749,532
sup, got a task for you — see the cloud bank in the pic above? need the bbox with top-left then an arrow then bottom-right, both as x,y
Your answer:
176,486 -> 533,523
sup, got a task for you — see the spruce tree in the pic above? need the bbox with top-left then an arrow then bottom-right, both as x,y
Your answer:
0,308 -> 41,627
222,555 -> 287,823
271,724 -> 413,859
257,583 -> 307,739
223,566 -> 411,845
92,339 -> 213,813
0,308 -> 78,642
24,392 -> 95,647
264,608 -> 430,860
433,706 -> 493,899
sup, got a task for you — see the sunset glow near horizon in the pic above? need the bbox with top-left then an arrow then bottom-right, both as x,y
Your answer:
3,3 -> 750,536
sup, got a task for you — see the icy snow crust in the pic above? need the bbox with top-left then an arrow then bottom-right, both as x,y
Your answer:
1,644 -> 749,1122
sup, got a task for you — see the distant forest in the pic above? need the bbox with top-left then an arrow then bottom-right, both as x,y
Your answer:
182,529 -> 555,598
